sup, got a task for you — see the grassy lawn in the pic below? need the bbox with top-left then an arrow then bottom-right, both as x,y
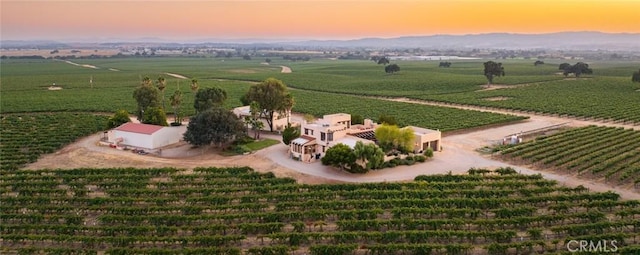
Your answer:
244,138 -> 281,151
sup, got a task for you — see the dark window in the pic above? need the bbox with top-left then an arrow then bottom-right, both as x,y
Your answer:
320,132 -> 326,141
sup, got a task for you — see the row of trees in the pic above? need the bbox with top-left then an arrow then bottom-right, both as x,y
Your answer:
183,78 -> 294,148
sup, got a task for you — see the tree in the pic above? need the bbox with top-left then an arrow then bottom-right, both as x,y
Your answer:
282,123 -> 301,145
377,57 -> 390,65
243,78 -> 293,131
190,79 -> 199,92
439,62 -> 452,67
559,63 -> 571,71
377,114 -> 397,126
194,87 -> 227,114
246,101 -> 263,139
265,58 -> 272,64
562,62 -> 593,77
133,81 -> 161,121
243,54 -> 251,60
183,107 -> 245,147
534,60 -> 544,66
169,90 -> 183,124
483,61 -> 505,85
374,124 -> 415,153
156,77 -> 166,109
142,106 -> 168,126
385,64 -> 400,74
632,69 -> 640,83
353,141 -> 385,170
321,143 -> 356,171
106,109 -> 131,129
282,94 -> 295,124
351,114 -> 364,125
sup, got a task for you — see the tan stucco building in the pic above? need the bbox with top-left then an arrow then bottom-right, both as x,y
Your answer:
290,113 -> 441,162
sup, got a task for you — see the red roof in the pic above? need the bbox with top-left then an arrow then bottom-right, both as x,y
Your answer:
115,122 -> 163,135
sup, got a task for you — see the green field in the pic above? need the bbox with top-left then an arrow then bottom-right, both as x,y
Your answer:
1,167 -> 639,255
0,113 -> 109,170
4,57 -> 637,122
498,126 -> 640,186
0,58 -> 526,130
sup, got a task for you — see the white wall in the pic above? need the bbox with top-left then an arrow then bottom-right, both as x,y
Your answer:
114,130 -> 154,149
151,126 -> 183,149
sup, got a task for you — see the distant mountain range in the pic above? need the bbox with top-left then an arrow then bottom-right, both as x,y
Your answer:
2,32 -> 639,51
284,32 -> 640,50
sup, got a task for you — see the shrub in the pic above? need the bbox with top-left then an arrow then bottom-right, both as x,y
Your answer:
414,155 -> 426,162
424,148 -> 434,158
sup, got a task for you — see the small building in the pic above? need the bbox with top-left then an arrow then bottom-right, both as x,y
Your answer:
406,126 -> 442,153
233,106 -> 291,132
108,122 -> 182,150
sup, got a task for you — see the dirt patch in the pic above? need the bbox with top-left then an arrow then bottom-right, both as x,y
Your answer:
476,83 -> 533,92
24,133 -> 339,185
164,73 -> 189,79
280,66 -> 292,73
483,96 -> 512,101
48,86 -> 63,91
108,68 -> 120,72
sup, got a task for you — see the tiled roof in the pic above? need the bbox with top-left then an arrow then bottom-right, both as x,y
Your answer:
114,122 -> 163,135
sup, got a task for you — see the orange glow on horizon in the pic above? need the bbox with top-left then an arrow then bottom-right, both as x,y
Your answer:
1,0 -> 639,40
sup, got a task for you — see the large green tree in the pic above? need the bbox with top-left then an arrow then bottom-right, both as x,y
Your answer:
633,69 -> 640,83
483,61 -> 505,85
562,62 -> 593,77
106,109 -> 131,129
321,143 -> 356,171
194,87 -> 227,114
243,78 -> 293,131
142,107 -> 168,126
353,141 -> 385,170
183,107 -> 245,147
133,79 -> 161,121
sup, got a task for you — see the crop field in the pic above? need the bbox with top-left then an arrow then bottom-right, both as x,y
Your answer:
498,126 -> 640,187
1,167 -> 639,255
0,58 -> 525,130
3,58 -> 637,120
0,113 -> 109,171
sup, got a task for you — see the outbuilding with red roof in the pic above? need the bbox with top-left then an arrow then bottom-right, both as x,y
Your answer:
109,122 -> 183,150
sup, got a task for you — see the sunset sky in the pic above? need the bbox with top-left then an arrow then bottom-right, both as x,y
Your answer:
2,0 -> 640,41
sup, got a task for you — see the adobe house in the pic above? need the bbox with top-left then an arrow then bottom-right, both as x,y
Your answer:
289,113 -> 441,162
233,106 -> 292,132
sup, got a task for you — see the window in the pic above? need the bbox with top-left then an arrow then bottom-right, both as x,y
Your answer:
320,132 -> 326,141
304,128 -> 309,135
328,132 -> 333,141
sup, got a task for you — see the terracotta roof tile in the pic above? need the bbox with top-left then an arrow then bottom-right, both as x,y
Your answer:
115,122 -> 163,135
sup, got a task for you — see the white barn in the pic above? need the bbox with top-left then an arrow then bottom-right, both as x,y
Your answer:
109,122 -> 182,150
